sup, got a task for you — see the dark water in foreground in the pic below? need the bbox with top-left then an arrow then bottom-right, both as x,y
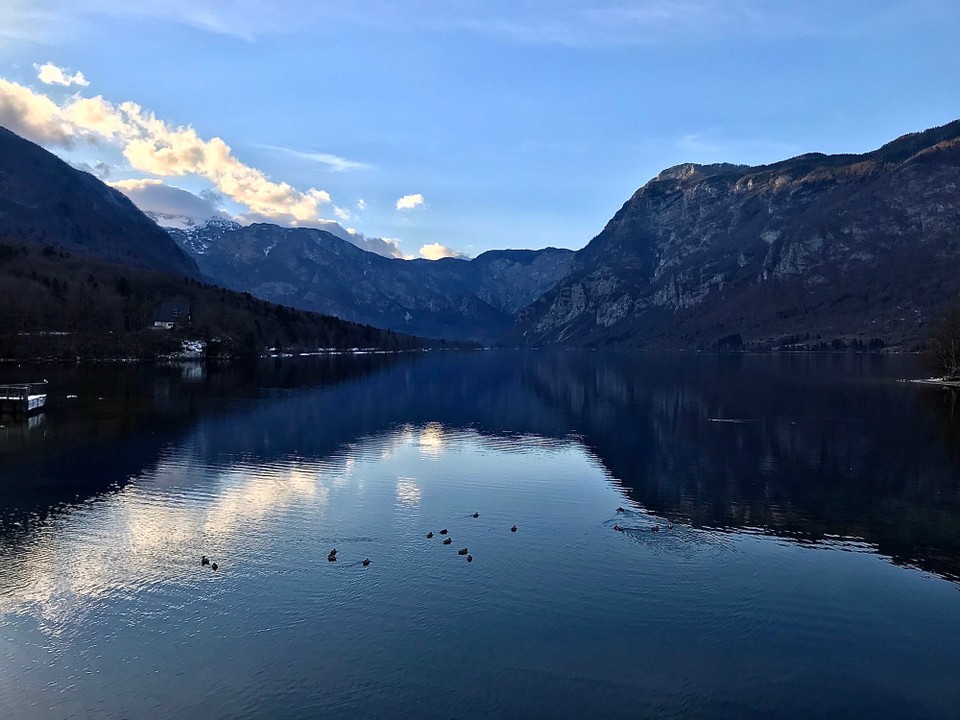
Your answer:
1,352 -> 959,719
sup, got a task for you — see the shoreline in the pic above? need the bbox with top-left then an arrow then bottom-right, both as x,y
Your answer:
908,377 -> 960,389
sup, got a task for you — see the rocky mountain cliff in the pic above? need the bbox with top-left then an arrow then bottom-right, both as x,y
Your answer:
515,120 -> 960,349
0,127 -> 200,279
168,221 -> 573,343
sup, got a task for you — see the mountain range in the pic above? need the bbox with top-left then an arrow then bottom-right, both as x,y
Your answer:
167,220 -> 573,343
3,117 -> 960,351
163,119 -> 960,350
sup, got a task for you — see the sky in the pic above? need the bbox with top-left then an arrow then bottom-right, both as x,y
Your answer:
1,1 -> 959,260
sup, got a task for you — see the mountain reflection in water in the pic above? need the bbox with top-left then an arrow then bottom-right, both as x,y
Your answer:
1,351 -> 959,720
2,351 -> 959,580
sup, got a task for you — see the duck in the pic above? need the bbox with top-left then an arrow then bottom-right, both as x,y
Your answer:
362,558 -> 371,567
466,555 -> 473,563
511,524 -> 518,532
439,529 -> 448,535
426,531 -> 434,539
613,524 -> 624,532
211,562 -> 219,571
472,512 -> 479,518
201,555 -> 210,567
457,547 -> 468,556
651,525 -> 660,532
327,550 -> 338,562
443,537 -> 452,545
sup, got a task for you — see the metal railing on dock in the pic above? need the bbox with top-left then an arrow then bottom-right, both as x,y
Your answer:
0,381 -> 48,417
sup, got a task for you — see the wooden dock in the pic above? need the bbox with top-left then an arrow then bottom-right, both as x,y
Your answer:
0,381 -> 48,419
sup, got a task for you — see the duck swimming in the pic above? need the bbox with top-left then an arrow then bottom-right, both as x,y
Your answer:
511,525 -> 518,532
201,556 -> 210,567
466,555 -> 473,562
211,562 -> 218,571
472,512 -> 479,518
362,558 -> 371,567
458,547 -> 468,556
613,524 -> 624,532
426,531 -> 434,539
443,537 -> 452,545
439,529 -> 448,535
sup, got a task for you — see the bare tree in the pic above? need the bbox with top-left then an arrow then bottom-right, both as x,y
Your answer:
929,304 -> 960,379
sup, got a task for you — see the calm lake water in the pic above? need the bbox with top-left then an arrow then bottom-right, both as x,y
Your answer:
1,351 -> 959,719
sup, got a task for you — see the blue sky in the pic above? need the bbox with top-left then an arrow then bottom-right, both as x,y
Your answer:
1,1 -> 959,259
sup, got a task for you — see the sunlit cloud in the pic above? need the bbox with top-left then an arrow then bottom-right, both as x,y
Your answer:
419,242 -> 465,260
0,76 -> 332,223
35,61 -> 89,87
356,198 -> 367,211
0,78 -> 74,146
0,73 -> 434,258
396,193 -> 424,211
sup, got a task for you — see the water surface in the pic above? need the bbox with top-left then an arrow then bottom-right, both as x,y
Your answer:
1,352 -> 959,719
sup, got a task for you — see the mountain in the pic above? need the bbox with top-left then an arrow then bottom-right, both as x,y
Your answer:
0,126 -> 426,358
0,127 -> 200,278
167,221 -> 573,343
515,120 -> 960,349
0,240 -> 426,359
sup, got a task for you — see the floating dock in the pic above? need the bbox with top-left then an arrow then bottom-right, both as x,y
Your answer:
0,381 -> 48,419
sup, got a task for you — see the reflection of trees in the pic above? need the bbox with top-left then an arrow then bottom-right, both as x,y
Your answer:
3,350 -> 960,581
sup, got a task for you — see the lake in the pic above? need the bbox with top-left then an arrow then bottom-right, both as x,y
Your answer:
1,351 -> 959,719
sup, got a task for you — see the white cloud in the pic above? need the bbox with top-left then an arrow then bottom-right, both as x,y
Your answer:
356,198 -> 367,211
396,193 -> 424,211
35,62 -> 89,87
0,77 -> 333,223
255,143 -> 370,172
419,242 -> 466,260
111,178 -> 225,226
0,78 -> 74,147
0,70 -> 419,260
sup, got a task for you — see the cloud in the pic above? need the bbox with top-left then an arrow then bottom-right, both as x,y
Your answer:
419,242 -> 466,260
356,198 -> 367,211
35,62 -> 89,87
68,159 -> 112,178
0,77 -> 333,223
0,79 -> 74,147
255,143 -> 370,172
396,193 -> 424,211
111,178 -> 225,225
0,70 -> 426,261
